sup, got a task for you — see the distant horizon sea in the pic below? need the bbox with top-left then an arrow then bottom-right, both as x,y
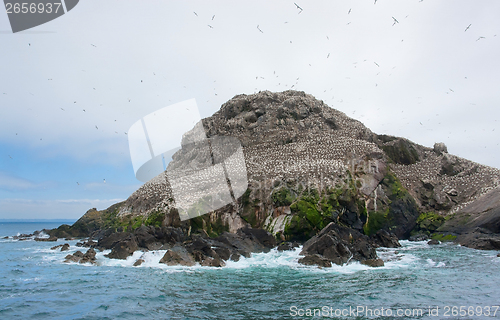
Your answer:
1,221 -> 500,319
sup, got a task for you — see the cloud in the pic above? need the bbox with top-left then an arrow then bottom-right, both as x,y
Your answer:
0,171 -> 56,192
0,198 -> 125,220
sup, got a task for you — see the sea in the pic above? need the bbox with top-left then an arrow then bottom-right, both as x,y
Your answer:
0,221 -> 499,320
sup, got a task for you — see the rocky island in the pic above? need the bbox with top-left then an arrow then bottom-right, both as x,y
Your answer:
45,90 -> 500,267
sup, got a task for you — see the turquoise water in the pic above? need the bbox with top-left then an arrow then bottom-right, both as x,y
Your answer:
0,223 -> 499,319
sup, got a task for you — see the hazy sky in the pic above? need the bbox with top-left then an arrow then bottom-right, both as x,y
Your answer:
1,0 -> 499,219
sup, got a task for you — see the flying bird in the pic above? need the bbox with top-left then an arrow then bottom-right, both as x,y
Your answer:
77,182 -> 79,185
392,17 -> 399,26
91,44 -> 96,47
464,24 -> 471,32
212,15 -> 215,20
95,125 -> 98,129
348,8 -> 351,14
257,25 -> 263,33
208,25 -> 213,28
374,62 -> 380,67
103,179 -> 106,183
327,53 -> 330,58
83,109 -> 86,112
193,11 -> 198,16
476,36 -> 485,41
60,108 -> 64,111
294,2 -> 303,11
8,155 -> 12,159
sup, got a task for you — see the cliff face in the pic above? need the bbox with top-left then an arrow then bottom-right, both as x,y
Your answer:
61,90 -> 500,244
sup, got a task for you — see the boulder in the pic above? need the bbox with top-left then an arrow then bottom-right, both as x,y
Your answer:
51,244 -> 64,250
455,228 -> 500,250
370,230 -> 401,248
80,248 -> 97,264
64,254 -> 80,263
133,259 -> 145,266
361,259 -> 384,267
299,222 -> 378,267
34,236 -> 57,242
61,243 -> 70,251
298,254 -> 332,268
159,245 -> 195,266
427,239 -> 440,245
409,233 -> 429,241
277,242 -> 299,251
99,232 -> 138,260
200,257 -> 225,267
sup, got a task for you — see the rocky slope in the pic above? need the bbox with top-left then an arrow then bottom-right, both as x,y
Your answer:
50,90 -> 500,265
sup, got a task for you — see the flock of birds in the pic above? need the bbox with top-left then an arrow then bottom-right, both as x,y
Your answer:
3,2 -> 496,198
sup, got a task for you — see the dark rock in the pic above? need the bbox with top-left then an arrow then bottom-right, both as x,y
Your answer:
371,230 -> 401,248
455,228 -> 500,250
229,253 -> 241,262
61,243 -> 70,251
200,257 -> 225,267
277,242 -> 299,251
299,222 -> 378,267
73,251 -> 84,258
34,236 -> 57,242
2,236 -> 8,239
409,233 -> 429,241
80,248 -> 97,264
99,232 -> 138,260
76,239 -> 97,248
51,244 -> 63,250
159,245 -> 195,266
133,259 -> 145,266
361,258 -> 384,267
237,226 -> 277,249
64,254 -> 80,263
497,253 -> 500,257
298,254 -> 332,268
427,239 -> 440,245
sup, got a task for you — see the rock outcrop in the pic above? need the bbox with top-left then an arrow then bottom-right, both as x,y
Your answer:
44,90 -> 500,259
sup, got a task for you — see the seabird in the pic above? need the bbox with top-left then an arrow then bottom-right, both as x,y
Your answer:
212,15 -> 215,20
257,25 -> 263,33
392,17 -> 399,26
208,25 -> 213,28
465,24 -> 471,32
193,11 -> 198,16
476,36 -> 485,41
348,8 -> 351,14
294,2 -> 303,11
374,62 -> 380,67
95,125 -> 98,129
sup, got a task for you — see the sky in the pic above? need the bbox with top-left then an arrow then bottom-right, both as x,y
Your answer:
0,0 -> 499,220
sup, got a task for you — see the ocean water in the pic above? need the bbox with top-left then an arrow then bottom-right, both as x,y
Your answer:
0,222 -> 499,320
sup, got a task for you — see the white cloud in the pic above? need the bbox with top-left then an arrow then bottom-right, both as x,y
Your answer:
0,198 -> 125,220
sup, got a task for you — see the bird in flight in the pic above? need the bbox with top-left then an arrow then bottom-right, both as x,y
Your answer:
212,15 -> 215,20
76,182 -> 79,185
91,44 -> 96,47
476,36 -> 485,41
83,109 -> 86,112
374,62 -> 380,67
392,17 -> 399,26
208,25 -> 213,28
8,155 -> 12,159
193,11 -> 198,16
464,24 -> 471,32
348,8 -> 351,14
294,2 -> 303,12
257,25 -> 263,33
60,108 -> 65,111
95,125 -> 98,129
327,53 -> 330,58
